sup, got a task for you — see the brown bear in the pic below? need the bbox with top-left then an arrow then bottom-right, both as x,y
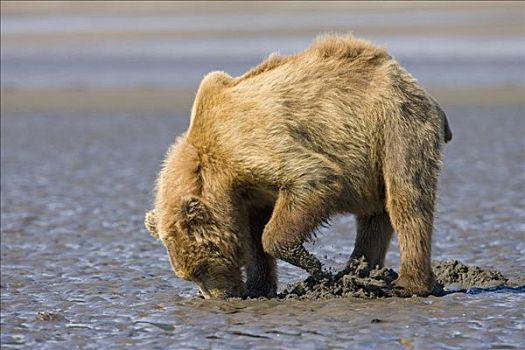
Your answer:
145,34 -> 452,299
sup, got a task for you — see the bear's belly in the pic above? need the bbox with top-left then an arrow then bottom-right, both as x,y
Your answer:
336,180 -> 386,216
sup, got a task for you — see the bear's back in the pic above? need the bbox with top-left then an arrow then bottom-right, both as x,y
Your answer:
188,34 -> 395,133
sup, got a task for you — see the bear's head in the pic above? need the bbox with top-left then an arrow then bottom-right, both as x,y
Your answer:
145,195 -> 245,299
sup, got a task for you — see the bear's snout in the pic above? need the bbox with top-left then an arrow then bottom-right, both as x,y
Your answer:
197,282 -> 244,299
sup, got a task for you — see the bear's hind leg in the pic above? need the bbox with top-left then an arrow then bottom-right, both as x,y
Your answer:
387,197 -> 436,297
383,106 -> 442,296
350,211 -> 393,268
385,159 -> 440,297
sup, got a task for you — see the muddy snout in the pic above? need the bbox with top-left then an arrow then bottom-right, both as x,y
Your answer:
196,282 -> 245,299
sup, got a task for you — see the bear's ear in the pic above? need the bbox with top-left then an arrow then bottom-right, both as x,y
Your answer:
178,195 -> 211,230
144,210 -> 159,239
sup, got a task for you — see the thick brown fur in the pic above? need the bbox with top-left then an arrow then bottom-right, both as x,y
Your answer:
146,34 -> 452,298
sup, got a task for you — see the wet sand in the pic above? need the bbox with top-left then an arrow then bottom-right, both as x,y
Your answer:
2,85 -> 524,114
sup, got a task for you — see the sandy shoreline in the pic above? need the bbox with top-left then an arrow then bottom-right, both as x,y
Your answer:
2,85 -> 523,114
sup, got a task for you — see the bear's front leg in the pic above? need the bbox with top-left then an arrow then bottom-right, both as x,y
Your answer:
245,207 -> 277,298
245,253 -> 277,298
260,159 -> 342,280
272,244 -> 328,280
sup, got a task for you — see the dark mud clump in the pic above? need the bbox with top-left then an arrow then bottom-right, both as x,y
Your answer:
432,260 -> 508,288
279,258 -> 401,300
35,311 -> 67,322
278,259 -> 508,300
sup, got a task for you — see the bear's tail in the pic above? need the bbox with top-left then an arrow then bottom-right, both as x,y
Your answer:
439,105 -> 453,143
428,95 -> 452,143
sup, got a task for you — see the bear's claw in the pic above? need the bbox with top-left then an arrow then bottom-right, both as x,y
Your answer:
392,276 -> 433,297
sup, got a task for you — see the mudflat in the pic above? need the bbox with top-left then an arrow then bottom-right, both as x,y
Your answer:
2,104 -> 524,349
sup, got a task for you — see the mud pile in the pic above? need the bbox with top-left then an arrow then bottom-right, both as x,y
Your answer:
279,258 -> 400,300
432,260 -> 507,288
278,259 -> 508,300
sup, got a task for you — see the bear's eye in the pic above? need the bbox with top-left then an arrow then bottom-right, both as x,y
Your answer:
192,263 -> 209,280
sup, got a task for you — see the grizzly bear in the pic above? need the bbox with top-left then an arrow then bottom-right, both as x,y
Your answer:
145,34 -> 452,299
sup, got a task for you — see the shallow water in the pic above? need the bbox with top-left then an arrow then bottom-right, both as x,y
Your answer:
2,6 -> 524,89
1,104 -> 524,349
